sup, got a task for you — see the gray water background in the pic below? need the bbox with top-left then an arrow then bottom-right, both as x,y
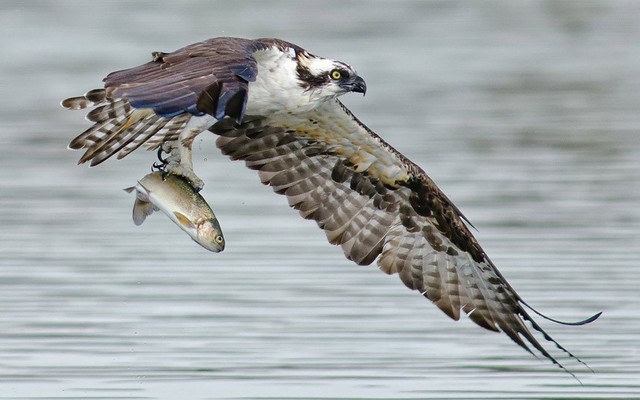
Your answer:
1,1 -> 639,399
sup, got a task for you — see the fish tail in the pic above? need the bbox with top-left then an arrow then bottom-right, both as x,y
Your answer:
124,183 -> 156,226
132,197 -> 157,226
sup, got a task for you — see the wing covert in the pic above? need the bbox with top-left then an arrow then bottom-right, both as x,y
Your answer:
104,37 -> 268,120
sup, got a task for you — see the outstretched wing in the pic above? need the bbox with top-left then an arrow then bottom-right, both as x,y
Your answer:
210,99 -> 587,373
62,37 -> 284,166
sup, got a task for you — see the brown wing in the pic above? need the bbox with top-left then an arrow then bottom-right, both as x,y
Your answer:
210,99 -> 588,375
103,37 -> 272,120
62,37 -> 290,166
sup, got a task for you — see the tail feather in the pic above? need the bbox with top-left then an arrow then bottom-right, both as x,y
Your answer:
69,118 -> 115,150
86,112 -> 163,166
116,113 -> 191,160
73,109 -> 153,165
86,100 -> 132,123
63,89 -> 191,166
61,89 -> 108,110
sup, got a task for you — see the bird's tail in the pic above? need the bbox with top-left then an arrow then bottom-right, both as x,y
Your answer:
62,89 -> 190,166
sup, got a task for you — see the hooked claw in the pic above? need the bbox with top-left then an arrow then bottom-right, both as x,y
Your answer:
156,145 -> 170,164
152,161 -> 165,171
152,145 -> 172,178
151,162 -> 170,181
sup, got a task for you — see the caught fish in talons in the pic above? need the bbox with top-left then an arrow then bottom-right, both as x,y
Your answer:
124,171 -> 225,252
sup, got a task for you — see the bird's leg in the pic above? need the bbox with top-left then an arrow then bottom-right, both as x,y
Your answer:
162,134 -> 205,191
151,116 -> 213,191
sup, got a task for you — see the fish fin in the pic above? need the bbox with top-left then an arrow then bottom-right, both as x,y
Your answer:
174,212 -> 195,229
132,198 -> 156,226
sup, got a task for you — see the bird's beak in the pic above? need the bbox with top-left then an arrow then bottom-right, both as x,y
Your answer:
341,76 -> 367,95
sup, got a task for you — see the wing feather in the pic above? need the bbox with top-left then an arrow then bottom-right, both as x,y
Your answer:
104,38 -> 269,120
64,38 -> 280,166
210,99 -> 589,374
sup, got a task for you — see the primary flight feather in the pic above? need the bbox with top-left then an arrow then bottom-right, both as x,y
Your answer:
62,37 -> 598,376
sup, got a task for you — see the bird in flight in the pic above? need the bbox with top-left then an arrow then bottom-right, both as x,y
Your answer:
62,37 -> 599,377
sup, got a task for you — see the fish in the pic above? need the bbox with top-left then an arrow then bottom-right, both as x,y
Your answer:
124,172 -> 225,252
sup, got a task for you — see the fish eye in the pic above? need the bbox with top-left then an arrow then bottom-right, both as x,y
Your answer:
215,235 -> 224,244
330,69 -> 343,80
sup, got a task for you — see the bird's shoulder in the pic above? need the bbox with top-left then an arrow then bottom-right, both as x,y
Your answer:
101,37 -> 294,120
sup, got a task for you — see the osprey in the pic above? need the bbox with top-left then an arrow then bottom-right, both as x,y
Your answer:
62,37 -> 598,377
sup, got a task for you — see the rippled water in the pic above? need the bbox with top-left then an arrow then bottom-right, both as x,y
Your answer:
1,1 -> 639,399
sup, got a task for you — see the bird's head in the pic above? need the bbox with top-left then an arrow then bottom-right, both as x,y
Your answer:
295,51 -> 367,99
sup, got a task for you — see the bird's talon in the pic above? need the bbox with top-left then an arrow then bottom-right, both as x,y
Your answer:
156,146 -> 169,164
152,159 -> 166,170
165,161 -> 204,191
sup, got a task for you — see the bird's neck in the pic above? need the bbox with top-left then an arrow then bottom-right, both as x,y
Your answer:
246,46 -> 332,115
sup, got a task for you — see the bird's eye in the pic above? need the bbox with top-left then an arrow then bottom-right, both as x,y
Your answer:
215,235 -> 224,244
330,70 -> 342,80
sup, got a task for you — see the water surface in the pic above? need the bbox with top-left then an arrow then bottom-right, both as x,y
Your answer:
1,1 -> 639,399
